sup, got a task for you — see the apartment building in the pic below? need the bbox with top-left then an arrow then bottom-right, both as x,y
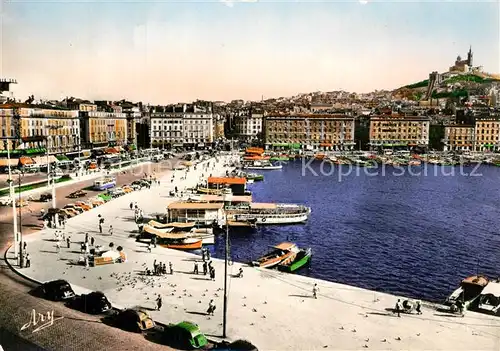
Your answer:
474,118 -> 500,151
443,125 -> 475,151
150,104 -> 214,149
369,115 -> 430,148
0,104 -> 80,155
264,113 -> 355,150
234,108 -> 263,142
80,109 -> 127,149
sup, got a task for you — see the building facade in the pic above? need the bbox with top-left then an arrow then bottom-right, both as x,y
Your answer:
264,114 -> 355,150
443,125 -> 475,151
0,104 -> 80,155
369,115 -> 430,149
81,110 -> 127,149
234,109 -> 263,142
150,104 -> 214,149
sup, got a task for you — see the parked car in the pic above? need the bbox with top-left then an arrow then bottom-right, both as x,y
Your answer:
122,186 -> 133,193
66,291 -> 112,314
130,184 -> 141,191
113,309 -> 155,333
0,197 -> 12,206
64,204 -> 84,214
68,190 -> 87,199
75,201 -> 92,210
16,199 -> 29,207
109,188 -> 125,198
162,321 -> 208,349
60,208 -> 76,218
39,193 -> 53,202
32,279 -> 76,301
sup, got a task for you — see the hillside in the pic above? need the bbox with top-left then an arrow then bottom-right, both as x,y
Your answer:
393,73 -> 500,101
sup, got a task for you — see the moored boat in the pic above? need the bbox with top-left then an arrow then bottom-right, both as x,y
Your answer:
160,238 -> 203,250
444,275 -> 489,310
252,242 -> 299,268
244,161 -> 283,170
278,248 -> 312,272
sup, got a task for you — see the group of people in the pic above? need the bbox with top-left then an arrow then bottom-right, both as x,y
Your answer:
147,259 -> 173,276
393,299 -> 423,317
97,215 -> 113,235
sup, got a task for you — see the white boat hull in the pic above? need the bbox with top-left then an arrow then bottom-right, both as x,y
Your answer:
244,165 -> 282,170
189,234 -> 215,245
235,214 -> 309,225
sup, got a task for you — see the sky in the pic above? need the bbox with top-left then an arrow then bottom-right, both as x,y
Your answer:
1,0 -> 499,104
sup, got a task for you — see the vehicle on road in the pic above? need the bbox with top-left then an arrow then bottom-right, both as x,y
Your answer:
60,208 -> 77,218
113,308 -> 155,333
39,193 -> 53,202
67,291 -> 112,314
75,201 -> 93,210
162,321 -> 208,349
122,185 -> 133,193
68,190 -> 87,198
64,204 -> 84,214
32,280 -> 76,301
0,197 -> 12,206
94,177 -> 116,191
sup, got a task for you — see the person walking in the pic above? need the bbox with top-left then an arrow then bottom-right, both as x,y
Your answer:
169,262 -> 173,274
162,263 -> 167,275
66,236 -> 71,248
203,261 -> 208,275
85,232 -> 89,244
130,202 -> 133,210
147,243 -> 152,253
90,237 -> 95,247
394,299 -> 402,317
156,294 -> 162,311
312,283 -> 319,299
23,241 -> 27,251
108,225 -> 113,235
56,241 -> 61,253
193,262 -> 199,274
98,223 -> 102,234
416,300 -> 422,315
207,299 -> 215,316
25,253 -> 31,268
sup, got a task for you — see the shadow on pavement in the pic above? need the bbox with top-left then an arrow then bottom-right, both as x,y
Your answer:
288,294 -> 311,298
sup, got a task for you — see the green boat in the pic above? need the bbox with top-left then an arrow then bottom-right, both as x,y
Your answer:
278,248 -> 312,273
270,156 -> 289,161
246,173 -> 264,181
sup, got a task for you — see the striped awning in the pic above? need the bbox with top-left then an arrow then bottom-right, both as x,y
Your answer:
32,155 -> 58,165
19,156 -> 35,165
0,158 -> 18,167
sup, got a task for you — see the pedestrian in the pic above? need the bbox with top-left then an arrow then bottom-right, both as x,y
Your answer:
169,261 -> 173,274
456,300 -> 464,317
85,232 -> 89,243
23,241 -> 27,251
237,267 -> 243,278
210,267 -> 215,281
416,300 -> 422,315
206,250 -> 211,260
156,294 -> 162,311
153,259 -> 157,273
203,261 -> 208,275
90,237 -> 95,246
109,225 -> 113,235
201,248 -> 206,262
56,241 -> 61,253
162,263 -> 167,275
394,299 -> 402,317
66,237 -> 71,248
130,202 -> 133,210
147,244 -> 152,253
152,236 -> 157,248
99,223 -> 102,234
207,299 -> 215,316
25,253 -> 31,268
193,262 -> 199,274
312,283 -> 319,299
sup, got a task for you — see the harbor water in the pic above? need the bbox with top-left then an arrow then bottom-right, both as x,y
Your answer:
212,159 -> 500,302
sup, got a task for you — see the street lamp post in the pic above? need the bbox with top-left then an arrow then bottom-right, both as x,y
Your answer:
18,170 -> 24,267
6,140 -> 19,260
222,194 -> 232,339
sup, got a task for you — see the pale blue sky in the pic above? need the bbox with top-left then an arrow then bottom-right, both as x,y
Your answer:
1,1 -> 498,103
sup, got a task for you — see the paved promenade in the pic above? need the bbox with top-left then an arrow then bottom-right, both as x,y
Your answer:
6,154 -> 500,350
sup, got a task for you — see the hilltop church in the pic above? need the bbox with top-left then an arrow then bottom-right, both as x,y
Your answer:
449,46 -> 476,73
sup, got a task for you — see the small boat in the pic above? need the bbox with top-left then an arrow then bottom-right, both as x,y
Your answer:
314,153 -> 326,160
444,275 -> 489,310
160,238 -> 203,250
244,161 -> 283,170
252,242 -> 299,269
245,173 -> 264,181
278,248 -> 312,273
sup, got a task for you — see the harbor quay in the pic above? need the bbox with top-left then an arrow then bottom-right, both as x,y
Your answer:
5,154 -> 500,350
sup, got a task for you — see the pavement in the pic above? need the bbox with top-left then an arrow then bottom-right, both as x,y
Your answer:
5,153 -> 500,350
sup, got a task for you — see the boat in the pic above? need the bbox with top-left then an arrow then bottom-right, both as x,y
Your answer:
93,177 -> 116,191
269,155 -> 289,161
473,280 -> 500,315
228,203 -> 311,225
314,153 -> 326,160
409,160 -> 421,166
245,173 -> 264,181
252,242 -> 299,268
244,161 -> 282,170
160,238 -> 203,250
444,275 -> 489,310
278,248 -> 312,272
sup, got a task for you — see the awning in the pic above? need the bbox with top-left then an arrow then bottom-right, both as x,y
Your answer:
0,158 -> 18,167
32,155 -> 58,165
19,156 -> 35,165
105,148 -> 119,154
290,143 -> 301,149
56,155 -> 70,161
320,143 -> 333,147
24,148 -> 47,155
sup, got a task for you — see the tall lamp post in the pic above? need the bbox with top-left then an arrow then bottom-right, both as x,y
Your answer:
6,139 -> 19,260
222,194 -> 232,338
46,126 -> 62,226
